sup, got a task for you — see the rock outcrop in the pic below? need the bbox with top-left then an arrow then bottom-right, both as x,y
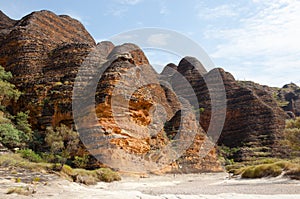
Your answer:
237,81 -> 300,119
0,10 -> 222,173
0,10 -> 95,130
164,57 -> 287,161
277,83 -> 300,117
0,9 -> 291,171
73,43 -> 222,173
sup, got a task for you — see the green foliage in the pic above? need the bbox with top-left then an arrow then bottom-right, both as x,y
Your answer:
283,117 -> 300,154
14,111 -> 33,137
73,155 -> 89,168
45,124 -> 79,165
60,165 -> 121,184
97,168 -> 121,182
0,123 -> 29,148
199,107 -> 205,113
0,112 -> 33,149
218,145 -> 240,166
227,158 -> 300,179
0,153 -> 52,171
0,66 -> 33,150
241,164 -> 282,178
0,153 -> 121,184
0,65 -> 21,104
32,177 -> 40,182
15,177 -> 22,183
0,66 -> 12,80
17,149 -> 42,163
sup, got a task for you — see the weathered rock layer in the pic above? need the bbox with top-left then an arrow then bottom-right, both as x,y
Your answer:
0,10 -> 221,173
164,57 -> 287,161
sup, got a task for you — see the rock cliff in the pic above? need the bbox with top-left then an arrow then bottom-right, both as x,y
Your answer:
0,10 -> 221,173
277,83 -> 300,117
0,9 -> 291,171
0,10 -> 95,130
164,57 -> 287,161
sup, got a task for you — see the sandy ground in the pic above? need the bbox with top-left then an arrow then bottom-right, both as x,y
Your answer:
0,171 -> 300,199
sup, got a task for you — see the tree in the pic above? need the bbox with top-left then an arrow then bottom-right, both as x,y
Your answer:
0,123 -> 29,148
0,66 -> 32,149
14,111 -> 33,142
45,124 -> 79,166
0,66 -> 21,106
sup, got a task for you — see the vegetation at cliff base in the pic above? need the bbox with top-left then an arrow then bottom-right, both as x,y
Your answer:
0,65 -> 120,184
222,117 -> 300,180
283,117 -> 300,155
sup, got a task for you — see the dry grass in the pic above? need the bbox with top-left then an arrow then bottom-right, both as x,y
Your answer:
0,153 -> 121,185
226,158 -> 300,179
6,186 -> 34,196
241,164 -> 282,178
60,165 -> 121,185
0,153 -> 51,172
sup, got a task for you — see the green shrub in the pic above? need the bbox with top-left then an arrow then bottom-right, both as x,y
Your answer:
32,177 -> 40,182
60,164 -> 74,176
0,65 -> 21,104
73,155 -> 89,168
0,123 -> 28,148
97,168 -> 121,182
15,178 -> 21,183
17,149 -> 42,163
283,118 -> 300,156
218,145 -> 240,166
14,111 -> 33,141
45,124 -> 79,165
0,111 -> 33,149
241,164 -> 282,178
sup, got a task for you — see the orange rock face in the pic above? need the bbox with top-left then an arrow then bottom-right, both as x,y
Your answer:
0,11 -> 222,173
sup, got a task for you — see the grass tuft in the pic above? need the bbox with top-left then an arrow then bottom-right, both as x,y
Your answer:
6,186 -> 33,196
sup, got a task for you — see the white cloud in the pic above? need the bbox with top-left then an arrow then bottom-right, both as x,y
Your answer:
115,0 -> 143,5
197,4 -> 239,19
160,6 -> 169,15
147,33 -> 170,46
207,0 -> 300,86
105,7 -> 128,17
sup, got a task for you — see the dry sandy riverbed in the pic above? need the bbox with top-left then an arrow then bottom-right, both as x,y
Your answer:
0,171 -> 300,199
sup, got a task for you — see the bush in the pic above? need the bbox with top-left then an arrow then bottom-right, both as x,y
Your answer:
0,111 -> 33,149
0,66 -> 21,105
60,166 -> 121,185
0,123 -> 29,148
283,117 -> 300,156
17,149 -> 42,163
14,111 -> 33,141
241,164 -> 282,178
97,168 -> 121,182
218,145 -> 240,165
45,124 -> 79,165
73,155 -> 89,168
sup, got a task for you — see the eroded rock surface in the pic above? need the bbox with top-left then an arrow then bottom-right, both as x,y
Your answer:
0,11 -> 221,173
164,57 -> 287,161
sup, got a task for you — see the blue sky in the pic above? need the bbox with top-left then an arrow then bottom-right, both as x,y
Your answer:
1,0 -> 300,87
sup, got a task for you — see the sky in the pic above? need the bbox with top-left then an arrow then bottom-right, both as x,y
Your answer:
0,0 -> 300,87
